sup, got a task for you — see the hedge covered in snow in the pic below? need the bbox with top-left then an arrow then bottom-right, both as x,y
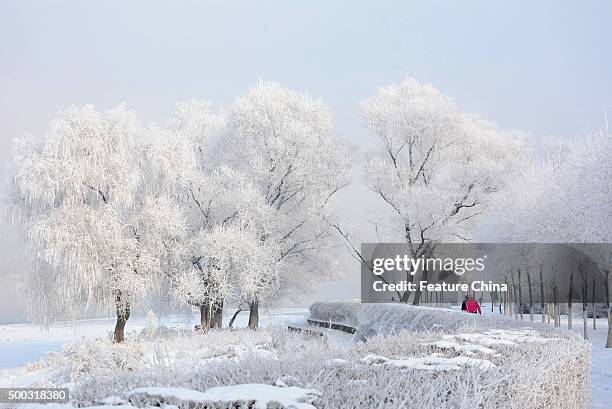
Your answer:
309,300 -> 559,336
310,300 -> 591,408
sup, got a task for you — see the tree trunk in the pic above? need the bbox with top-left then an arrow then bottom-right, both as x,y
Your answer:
508,277 -> 513,317
582,275 -> 589,340
605,270 -> 612,348
504,277 -> 509,316
200,304 -> 210,330
607,308 -> 612,348
212,300 -> 223,329
200,300 -> 223,330
552,285 -> 557,325
412,269 -> 428,305
592,277 -> 597,330
552,283 -> 559,327
114,296 -> 131,343
527,271 -> 534,322
399,272 -> 415,303
228,308 -> 244,329
568,272 -> 574,330
517,269 -> 523,321
248,300 -> 259,330
583,307 -> 589,339
512,282 -> 518,320
546,288 -> 551,325
539,267 -> 545,323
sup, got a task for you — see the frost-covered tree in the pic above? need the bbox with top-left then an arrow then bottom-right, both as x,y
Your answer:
174,166 -> 276,330
218,81 -> 353,328
173,224 -> 281,328
143,100 -> 279,330
335,77 -> 527,303
486,123 -> 611,244
4,105 -> 161,342
483,120 -> 612,345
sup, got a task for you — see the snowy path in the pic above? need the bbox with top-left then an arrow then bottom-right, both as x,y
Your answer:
555,315 -> 610,409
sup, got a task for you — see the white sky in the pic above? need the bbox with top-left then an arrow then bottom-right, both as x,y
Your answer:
1,0 -> 611,323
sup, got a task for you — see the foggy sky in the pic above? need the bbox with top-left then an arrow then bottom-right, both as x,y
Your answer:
1,0 -> 611,323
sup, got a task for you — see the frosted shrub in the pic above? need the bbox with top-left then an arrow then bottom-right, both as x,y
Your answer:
143,310 -> 159,338
310,301 -> 590,409
44,340 -> 147,383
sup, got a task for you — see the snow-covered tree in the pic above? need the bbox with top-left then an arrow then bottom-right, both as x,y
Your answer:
483,119 -> 612,345
143,100 -> 279,330
174,166 -> 276,330
336,77 -> 527,303
486,124 -> 611,244
4,105 -> 161,342
217,80 -> 353,328
173,224 -> 281,327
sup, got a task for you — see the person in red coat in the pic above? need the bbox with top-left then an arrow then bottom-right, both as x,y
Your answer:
466,297 -> 481,314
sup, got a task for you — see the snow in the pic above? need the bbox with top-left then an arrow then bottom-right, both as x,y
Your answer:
383,354 -> 496,372
442,329 -> 559,348
97,396 -> 128,406
17,385 -> 321,409
0,340 -> 64,368
197,384 -> 320,409
359,354 -> 389,365
359,352 -> 496,372
324,358 -> 350,367
126,386 -> 210,404
17,403 -> 119,409
428,340 -> 497,355
0,308 -> 308,369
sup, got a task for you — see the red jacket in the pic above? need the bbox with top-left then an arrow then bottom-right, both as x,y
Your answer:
466,298 -> 481,314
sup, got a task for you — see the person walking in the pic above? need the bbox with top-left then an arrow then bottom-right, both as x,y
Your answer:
466,296 -> 482,314
461,295 -> 468,311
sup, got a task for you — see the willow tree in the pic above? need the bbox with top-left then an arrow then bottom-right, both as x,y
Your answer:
4,105 -> 161,342
137,98 -> 280,330
220,81 -> 352,329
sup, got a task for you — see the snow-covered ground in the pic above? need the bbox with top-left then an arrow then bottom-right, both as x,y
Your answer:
574,321 -> 611,409
0,307 -> 309,369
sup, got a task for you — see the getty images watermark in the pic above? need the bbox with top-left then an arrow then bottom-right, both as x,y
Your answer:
360,243 -> 612,303
369,252 -> 503,294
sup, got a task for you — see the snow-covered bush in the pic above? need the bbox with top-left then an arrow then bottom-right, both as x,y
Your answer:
44,340 -> 147,383
311,301 -> 591,409
136,311 -> 177,341
309,300 -> 555,336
